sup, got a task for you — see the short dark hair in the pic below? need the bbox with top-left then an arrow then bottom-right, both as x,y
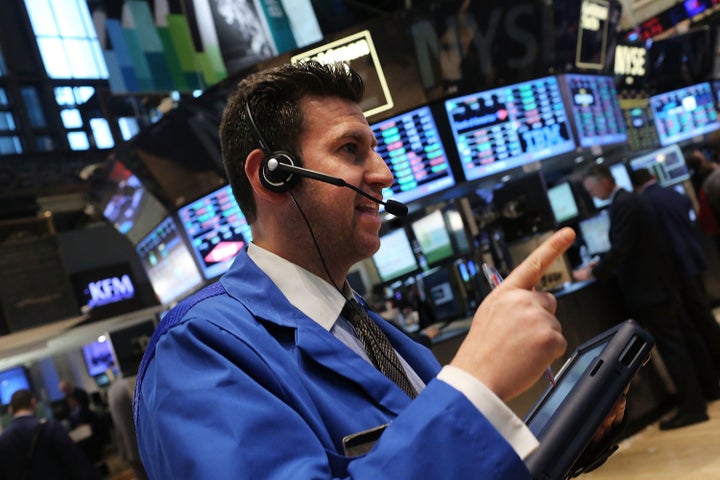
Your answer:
583,163 -> 615,184
9,389 -> 34,412
219,61 -> 365,223
631,167 -> 654,187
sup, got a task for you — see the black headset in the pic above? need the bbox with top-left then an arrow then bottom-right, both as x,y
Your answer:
244,101 -> 301,193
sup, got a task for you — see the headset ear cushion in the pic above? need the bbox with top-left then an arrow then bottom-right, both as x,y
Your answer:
259,151 -> 301,193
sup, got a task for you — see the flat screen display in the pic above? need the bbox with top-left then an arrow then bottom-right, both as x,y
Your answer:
628,143 -> 690,187
177,185 -> 252,280
136,216 -> 204,305
560,74 -> 627,148
619,95 -> 660,151
649,82 -> 720,146
0,367 -> 31,405
372,229 -> 418,282
411,210 -> 454,265
578,210 -> 611,255
444,76 -> 576,182
371,105 -> 456,207
100,161 -> 168,245
82,338 -> 117,378
547,182 -> 579,223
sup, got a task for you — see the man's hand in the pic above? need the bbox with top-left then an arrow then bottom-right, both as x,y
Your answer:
450,227 -> 576,401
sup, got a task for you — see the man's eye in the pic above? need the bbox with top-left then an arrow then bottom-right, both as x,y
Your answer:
342,143 -> 358,154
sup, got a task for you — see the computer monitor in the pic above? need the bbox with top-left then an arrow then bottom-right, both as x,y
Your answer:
410,210 -> 454,266
99,160 -> 168,245
493,172 -> 555,242
578,210 -> 611,255
135,216 -> 204,305
0,366 -> 32,405
649,81 -> 720,146
547,182 -> 579,223
421,266 -> 464,322
372,228 -> 419,283
177,185 -> 252,280
559,74 -> 627,148
593,162 -> 634,209
628,144 -> 690,187
444,76 -> 576,182
371,105 -> 456,207
81,338 -> 117,379
618,95 -> 660,151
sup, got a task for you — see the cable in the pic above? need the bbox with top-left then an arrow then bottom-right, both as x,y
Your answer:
288,191 -> 410,379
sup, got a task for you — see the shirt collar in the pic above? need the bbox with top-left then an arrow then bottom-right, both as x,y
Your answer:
247,243 -> 348,331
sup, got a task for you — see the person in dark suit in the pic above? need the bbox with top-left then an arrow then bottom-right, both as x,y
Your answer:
631,168 -> 720,398
0,389 -> 99,480
573,163 -> 708,430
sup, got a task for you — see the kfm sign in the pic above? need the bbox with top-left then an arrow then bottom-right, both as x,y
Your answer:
85,274 -> 136,308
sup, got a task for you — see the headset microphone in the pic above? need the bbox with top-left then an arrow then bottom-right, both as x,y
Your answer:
267,158 -> 408,217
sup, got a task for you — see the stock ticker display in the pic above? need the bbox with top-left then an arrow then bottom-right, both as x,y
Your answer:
371,105 -> 457,207
135,216 -> 203,305
618,93 -> 660,151
562,74 -> 627,148
649,81 -> 720,147
177,185 -> 252,280
444,76 -> 576,182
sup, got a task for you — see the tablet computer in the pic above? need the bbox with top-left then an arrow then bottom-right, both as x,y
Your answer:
523,319 -> 655,480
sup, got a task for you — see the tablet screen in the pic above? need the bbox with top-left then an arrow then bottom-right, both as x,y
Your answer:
527,341 -> 607,437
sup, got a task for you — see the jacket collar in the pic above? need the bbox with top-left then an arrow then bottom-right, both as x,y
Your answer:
220,250 -> 440,408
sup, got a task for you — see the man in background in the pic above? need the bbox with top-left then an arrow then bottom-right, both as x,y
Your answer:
0,389 -> 99,480
631,168 -> 720,398
574,164 -> 709,430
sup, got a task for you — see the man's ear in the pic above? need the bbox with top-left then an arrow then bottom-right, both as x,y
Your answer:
244,149 -> 287,204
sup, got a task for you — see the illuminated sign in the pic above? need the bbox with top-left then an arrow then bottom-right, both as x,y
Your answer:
86,275 -> 135,307
291,30 -> 393,117
576,0 -> 610,70
614,45 -> 646,78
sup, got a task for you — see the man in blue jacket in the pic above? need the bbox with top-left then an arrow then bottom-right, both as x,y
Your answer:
134,60 -> 612,479
0,389 -> 99,480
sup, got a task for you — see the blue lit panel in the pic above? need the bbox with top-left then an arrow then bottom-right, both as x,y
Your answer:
178,185 -> 252,280
371,105 -> 456,207
445,76 -> 576,182
136,216 -> 203,305
561,74 -> 627,148
650,82 -> 720,146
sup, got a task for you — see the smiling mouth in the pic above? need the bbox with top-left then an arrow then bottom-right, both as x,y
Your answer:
356,201 -> 379,215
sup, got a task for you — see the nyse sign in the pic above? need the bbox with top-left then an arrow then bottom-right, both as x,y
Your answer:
614,45 -> 646,77
409,2 -> 544,91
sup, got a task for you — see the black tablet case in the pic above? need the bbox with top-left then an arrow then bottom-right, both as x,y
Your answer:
523,319 -> 655,480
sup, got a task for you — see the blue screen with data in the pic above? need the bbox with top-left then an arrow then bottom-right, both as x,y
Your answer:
444,76 -> 576,182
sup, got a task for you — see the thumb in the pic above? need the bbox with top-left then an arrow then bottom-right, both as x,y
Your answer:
501,227 -> 576,290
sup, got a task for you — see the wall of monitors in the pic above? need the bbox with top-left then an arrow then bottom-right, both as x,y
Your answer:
444,76 -> 576,183
559,74 -> 627,148
371,105 -> 456,207
177,185 -> 252,280
649,81 -> 720,146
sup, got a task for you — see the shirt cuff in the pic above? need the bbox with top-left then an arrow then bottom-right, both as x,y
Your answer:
437,365 -> 539,460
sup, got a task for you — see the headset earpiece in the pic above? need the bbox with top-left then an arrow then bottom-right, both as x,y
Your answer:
260,151 -> 301,193
245,101 -> 302,194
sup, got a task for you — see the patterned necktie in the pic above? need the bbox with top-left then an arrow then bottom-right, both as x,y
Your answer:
342,299 -> 417,398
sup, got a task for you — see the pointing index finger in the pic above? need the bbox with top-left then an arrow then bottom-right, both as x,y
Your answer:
502,227 -> 576,290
